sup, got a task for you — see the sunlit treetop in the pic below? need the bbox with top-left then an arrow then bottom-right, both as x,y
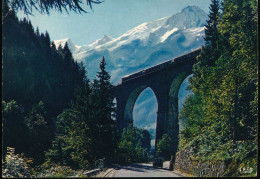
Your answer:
3,0 -> 103,15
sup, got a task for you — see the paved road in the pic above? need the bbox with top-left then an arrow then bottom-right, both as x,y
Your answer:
105,163 -> 183,177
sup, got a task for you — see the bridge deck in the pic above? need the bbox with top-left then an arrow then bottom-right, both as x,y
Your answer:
121,48 -> 201,83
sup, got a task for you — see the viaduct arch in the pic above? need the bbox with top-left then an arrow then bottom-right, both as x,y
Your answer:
113,48 -> 201,165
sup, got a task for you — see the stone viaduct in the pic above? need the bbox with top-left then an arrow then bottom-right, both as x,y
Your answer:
113,48 -> 201,163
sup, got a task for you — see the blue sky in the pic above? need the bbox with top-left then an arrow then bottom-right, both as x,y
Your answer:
18,0 -> 211,46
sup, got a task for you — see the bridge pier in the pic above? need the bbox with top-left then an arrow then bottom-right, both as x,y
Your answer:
168,96 -> 179,170
114,88 -> 125,131
154,88 -> 169,146
155,110 -> 167,146
168,96 -> 179,150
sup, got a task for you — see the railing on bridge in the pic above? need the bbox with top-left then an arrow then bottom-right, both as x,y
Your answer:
121,48 -> 201,83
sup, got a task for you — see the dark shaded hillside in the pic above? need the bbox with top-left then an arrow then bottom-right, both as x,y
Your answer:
2,14 -> 85,122
2,12 -> 85,165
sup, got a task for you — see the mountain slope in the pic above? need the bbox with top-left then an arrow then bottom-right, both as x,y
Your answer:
54,6 -> 207,84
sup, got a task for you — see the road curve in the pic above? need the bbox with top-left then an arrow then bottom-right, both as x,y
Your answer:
105,163 -> 183,177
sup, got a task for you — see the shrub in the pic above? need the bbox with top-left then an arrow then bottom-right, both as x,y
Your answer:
2,147 -> 33,178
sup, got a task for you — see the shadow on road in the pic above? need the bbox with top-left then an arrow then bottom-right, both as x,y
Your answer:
118,163 -> 170,173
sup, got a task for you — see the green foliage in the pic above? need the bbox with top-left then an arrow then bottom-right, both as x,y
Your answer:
118,124 -> 151,164
91,57 -> 119,161
179,94 -> 205,147
179,0 -> 257,176
34,165 -> 77,178
45,57 -> 119,170
137,129 -> 151,152
25,101 -> 52,165
3,12 -> 85,122
3,0 -> 118,175
2,100 -> 29,158
2,100 -> 53,166
46,93 -> 96,169
2,147 -> 33,178
2,11 -> 86,166
156,134 -> 172,160
3,0 -> 102,16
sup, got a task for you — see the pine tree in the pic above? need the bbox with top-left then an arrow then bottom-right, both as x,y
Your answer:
72,75 -> 92,121
36,27 -> 40,37
187,0 -> 222,134
44,31 -> 51,48
4,0 -> 102,16
91,57 -> 118,161
93,57 -> 115,115
40,32 -> 45,46
191,0 -> 221,83
50,41 -> 57,55
63,42 -> 74,66
204,0 -> 220,47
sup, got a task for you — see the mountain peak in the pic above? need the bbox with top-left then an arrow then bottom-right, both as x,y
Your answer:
53,38 -> 79,53
89,34 -> 114,47
101,34 -> 114,43
181,5 -> 205,13
165,5 -> 207,29
103,34 -> 113,40
54,38 -> 70,47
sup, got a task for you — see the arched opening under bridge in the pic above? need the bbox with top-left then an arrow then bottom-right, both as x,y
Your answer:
133,87 -> 158,153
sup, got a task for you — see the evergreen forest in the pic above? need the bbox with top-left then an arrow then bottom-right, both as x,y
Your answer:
2,2 -> 151,177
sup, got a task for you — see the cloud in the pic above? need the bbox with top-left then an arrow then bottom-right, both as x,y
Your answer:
110,68 -> 123,84
151,139 -> 156,147
133,88 -> 158,132
142,122 -> 156,130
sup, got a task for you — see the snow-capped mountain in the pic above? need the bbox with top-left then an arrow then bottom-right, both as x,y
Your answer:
54,38 -> 81,53
54,6 -> 207,147
54,6 -> 207,84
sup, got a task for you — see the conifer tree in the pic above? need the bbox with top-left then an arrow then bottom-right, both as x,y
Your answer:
35,27 -> 40,37
191,0 -> 221,88
3,0 -> 102,16
44,31 -> 51,48
92,57 -> 118,161
204,0 -> 220,47
92,57 -> 115,116
186,0 -> 221,133
63,42 -> 74,66
50,41 -> 57,54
